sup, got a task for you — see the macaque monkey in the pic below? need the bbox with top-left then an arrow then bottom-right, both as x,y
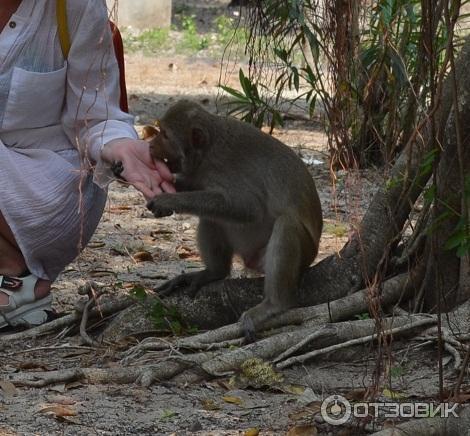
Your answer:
146,100 -> 322,341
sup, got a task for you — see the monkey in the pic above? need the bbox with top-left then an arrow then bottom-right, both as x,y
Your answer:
146,100 -> 323,341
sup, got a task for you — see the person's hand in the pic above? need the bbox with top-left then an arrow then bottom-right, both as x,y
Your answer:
102,138 -> 176,199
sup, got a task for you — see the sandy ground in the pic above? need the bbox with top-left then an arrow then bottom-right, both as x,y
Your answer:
0,52 -> 456,435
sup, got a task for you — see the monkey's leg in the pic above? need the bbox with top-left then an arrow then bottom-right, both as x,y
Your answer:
147,192 -> 261,222
156,219 -> 233,297
239,215 -> 314,342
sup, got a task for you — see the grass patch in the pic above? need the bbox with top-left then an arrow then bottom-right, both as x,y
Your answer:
122,14 -> 247,59
323,221 -> 349,238
177,15 -> 210,52
123,27 -> 170,53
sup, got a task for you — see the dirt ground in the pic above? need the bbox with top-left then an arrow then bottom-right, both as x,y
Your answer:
0,50 -> 458,435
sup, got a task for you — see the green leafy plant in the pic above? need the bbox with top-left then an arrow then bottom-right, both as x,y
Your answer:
214,15 -> 247,49
159,410 -> 177,420
130,285 -> 196,335
221,69 -> 284,131
178,15 -> 209,52
445,219 -> 470,257
323,221 -> 348,238
390,365 -> 405,378
225,0 -> 470,167
444,176 -> 470,257
123,27 -> 170,53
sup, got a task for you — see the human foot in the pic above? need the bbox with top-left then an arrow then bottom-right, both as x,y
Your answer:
0,274 -> 53,328
0,276 -> 50,305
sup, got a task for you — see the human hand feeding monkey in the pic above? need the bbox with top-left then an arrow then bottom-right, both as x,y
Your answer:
146,100 -> 323,342
102,138 -> 176,199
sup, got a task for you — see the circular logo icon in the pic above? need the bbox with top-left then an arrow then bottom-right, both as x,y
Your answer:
321,395 -> 352,426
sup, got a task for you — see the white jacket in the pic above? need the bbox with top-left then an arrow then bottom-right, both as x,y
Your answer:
0,0 -> 136,280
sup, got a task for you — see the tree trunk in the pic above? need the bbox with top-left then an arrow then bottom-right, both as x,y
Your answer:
422,36 -> 470,311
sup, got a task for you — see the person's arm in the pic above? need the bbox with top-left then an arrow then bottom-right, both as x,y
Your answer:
61,0 -> 173,197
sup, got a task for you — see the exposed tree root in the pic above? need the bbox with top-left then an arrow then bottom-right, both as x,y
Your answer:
152,268 -> 423,348
0,296 -> 132,344
78,282 -> 106,347
6,313 -> 444,388
8,259 -> 469,393
417,327 -> 469,371
7,352 -> 215,388
200,328 -> 312,376
275,316 -> 436,369
5,266 -> 436,388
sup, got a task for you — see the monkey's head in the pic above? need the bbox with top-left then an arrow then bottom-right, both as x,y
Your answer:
144,124 -> 182,173
149,100 -> 212,175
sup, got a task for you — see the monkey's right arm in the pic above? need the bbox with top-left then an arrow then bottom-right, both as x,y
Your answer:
147,191 -> 263,223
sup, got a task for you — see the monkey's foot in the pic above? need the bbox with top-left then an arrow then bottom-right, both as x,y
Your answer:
146,198 -> 174,218
155,271 -> 203,297
239,300 -> 284,343
155,274 -> 195,297
155,270 -> 219,298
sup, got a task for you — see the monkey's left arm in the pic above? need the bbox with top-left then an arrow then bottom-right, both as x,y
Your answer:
147,191 -> 262,223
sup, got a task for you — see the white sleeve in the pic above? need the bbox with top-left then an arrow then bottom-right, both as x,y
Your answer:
61,0 -> 138,187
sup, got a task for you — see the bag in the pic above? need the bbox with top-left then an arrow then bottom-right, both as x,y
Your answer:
56,0 -> 129,112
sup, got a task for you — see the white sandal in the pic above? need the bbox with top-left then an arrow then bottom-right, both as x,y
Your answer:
0,274 -> 52,329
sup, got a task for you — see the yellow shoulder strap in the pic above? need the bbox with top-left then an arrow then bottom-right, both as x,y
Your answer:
56,0 -> 71,59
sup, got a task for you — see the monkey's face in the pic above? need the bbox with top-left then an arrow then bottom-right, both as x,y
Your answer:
149,128 -> 184,173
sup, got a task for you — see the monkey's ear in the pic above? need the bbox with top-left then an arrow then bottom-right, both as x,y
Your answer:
191,127 -> 209,150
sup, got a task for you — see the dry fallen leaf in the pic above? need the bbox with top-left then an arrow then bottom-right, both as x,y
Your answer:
133,251 -> 154,262
345,388 -> 367,401
176,245 -> 200,260
0,380 -> 18,397
382,388 -> 406,400
123,283 -> 137,289
222,395 -> 243,406
286,425 -> 318,436
110,205 -> 132,213
87,241 -> 106,248
150,228 -> 173,237
288,402 -> 322,421
17,361 -> 50,371
89,269 -> 115,278
47,384 -> 67,394
279,384 -> 306,395
38,404 -> 77,418
447,393 -> 470,403
65,381 -> 84,391
201,398 -> 220,411
244,428 -> 260,436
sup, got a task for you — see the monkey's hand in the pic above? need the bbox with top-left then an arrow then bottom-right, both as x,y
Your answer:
147,196 -> 174,218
